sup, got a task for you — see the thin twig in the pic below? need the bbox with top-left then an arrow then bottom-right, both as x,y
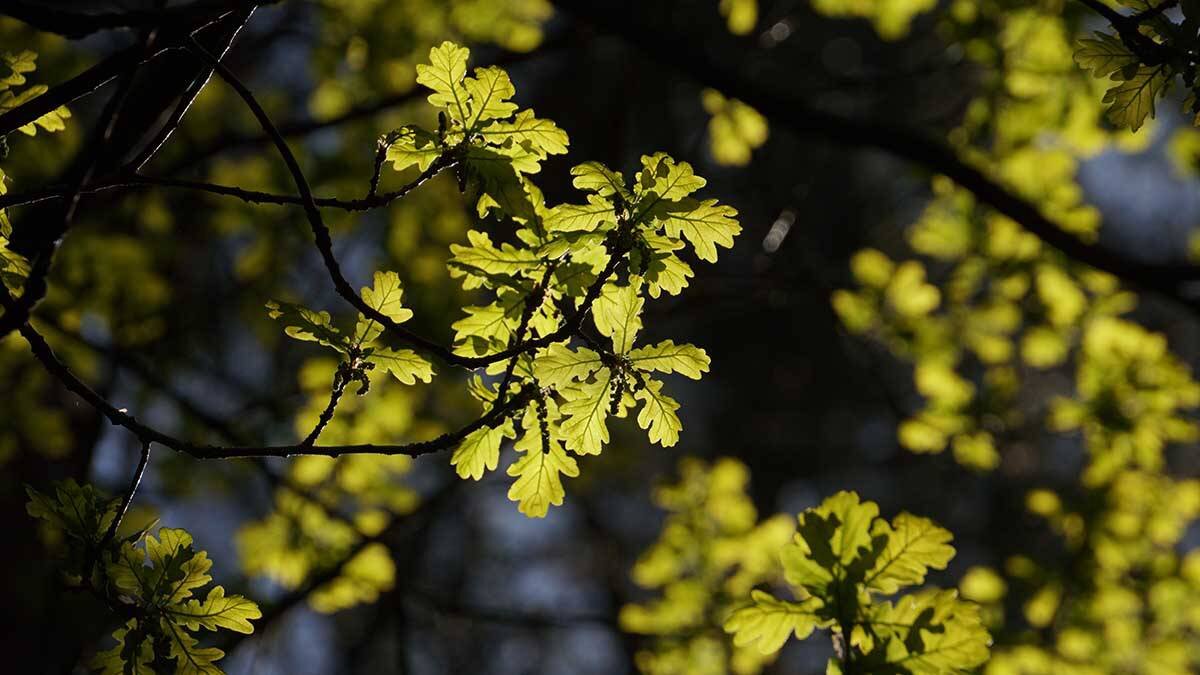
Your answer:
97,441 -> 153,552
16,313 -> 535,459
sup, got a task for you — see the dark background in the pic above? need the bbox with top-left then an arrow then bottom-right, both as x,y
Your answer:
2,1 -> 1197,673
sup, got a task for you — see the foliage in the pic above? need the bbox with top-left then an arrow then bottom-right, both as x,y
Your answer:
972,472 -> 1200,675
27,481 -> 259,675
723,491 -> 991,674
809,0 -> 938,39
1072,0 -> 1200,131
7,2 -> 1200,673
620,458 -> 795,675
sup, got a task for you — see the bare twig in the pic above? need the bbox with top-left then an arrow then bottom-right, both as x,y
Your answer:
97,441 -> 153,552
16,312 -> 537,459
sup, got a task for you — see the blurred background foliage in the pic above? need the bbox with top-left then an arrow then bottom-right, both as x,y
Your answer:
3,0 -> 1200,673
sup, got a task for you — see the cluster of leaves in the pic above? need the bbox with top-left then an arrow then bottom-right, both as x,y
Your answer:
0,50 -> 70,136
306,0 -> 552,122
826,6 -> 1200,675
271,42 -> 740,519
26,481 -> 259,674
619,458 -> 795,675
808,0 -> 938,40
969,472 -> 1200,675
268,269 -> 436,391
702,89 -> 768,167
724,491 -> 991,674
1073,0 -> 1200,131
237,358 -> 426,614
1049,317 -> 1200,486
1,49 -> 70,293
831,1 -> 1186,478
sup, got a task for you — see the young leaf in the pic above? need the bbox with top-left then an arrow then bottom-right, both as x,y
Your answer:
649,198 -> 741,263
570,161 -> 634,202
627,340 -> 710,379
416,41 -> 471,123
386,125 -> 442,173
479,109 -> 569,158
464,65 -> 518,126
1103,65 -> 1171,132
372,347 -> 434,385
559,373 -> 613,456
636,153 -> 707,202
724,590 -> 823,655
266,300 -> 348,352
593,280 -> 645,353
451,420 -> 516,480
545,195 -> 618,233
532,343 -> 604,389
507,441 -> 580,517
634,378 -> 683,447
169,585 -> 262,634
165,628 -> 227,675
1074,32 -> 1137,79
864,513 -> 955,594
448,230 -> 543,285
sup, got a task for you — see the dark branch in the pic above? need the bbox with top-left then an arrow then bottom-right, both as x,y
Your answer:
16,312 -> 537,459
97,441 -> 153,553
2,0 -> 266,38
550,0 -> 1200,311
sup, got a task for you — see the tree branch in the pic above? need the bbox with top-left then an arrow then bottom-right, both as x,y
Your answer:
3,0 -> 267,39
190,40 -> 637,371
549,0 -> 1200,312
96,441 -> 152,553
15,311 -> 537,459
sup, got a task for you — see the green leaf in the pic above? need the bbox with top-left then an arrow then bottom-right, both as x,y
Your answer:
464,65 -> 518,127
864,513 -> 955,595
465,146 -> 538,220
372,347 -> 434,385
570,161 -> 634,202
170,585 -> 261,634
1,234 -> 30,292
724,590 -> 824,655
641,233 -> 693,298
507,441 -> 580,517
859,589 -> 991,673
451,419 -> 517,480
636,153 -> 707,202
416,41 -> 471,123
452,293 -> 525,355
356,270 -> 414,345
266,300 -> 348,352
309,543 -> 396,614
648,198 -> 741,263
782,491 -> 879,596
1,51 -> 37,88
146,528 -> 213,603
634,377 -> 683,447
593,280 -> 644,353
92,621 -> 154,675
545,194 -> 618,233
448,230 -> 544,288
479,109 -> 569,158
25,479 -> 117,544
386,125 -> 442,173
627,340 -> 710,379
1074,32 -> 1137,79
165,626 -> 227,675
1103,65 -> 1171,132
532,343 -> 604,389
558,372 -> 613,456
